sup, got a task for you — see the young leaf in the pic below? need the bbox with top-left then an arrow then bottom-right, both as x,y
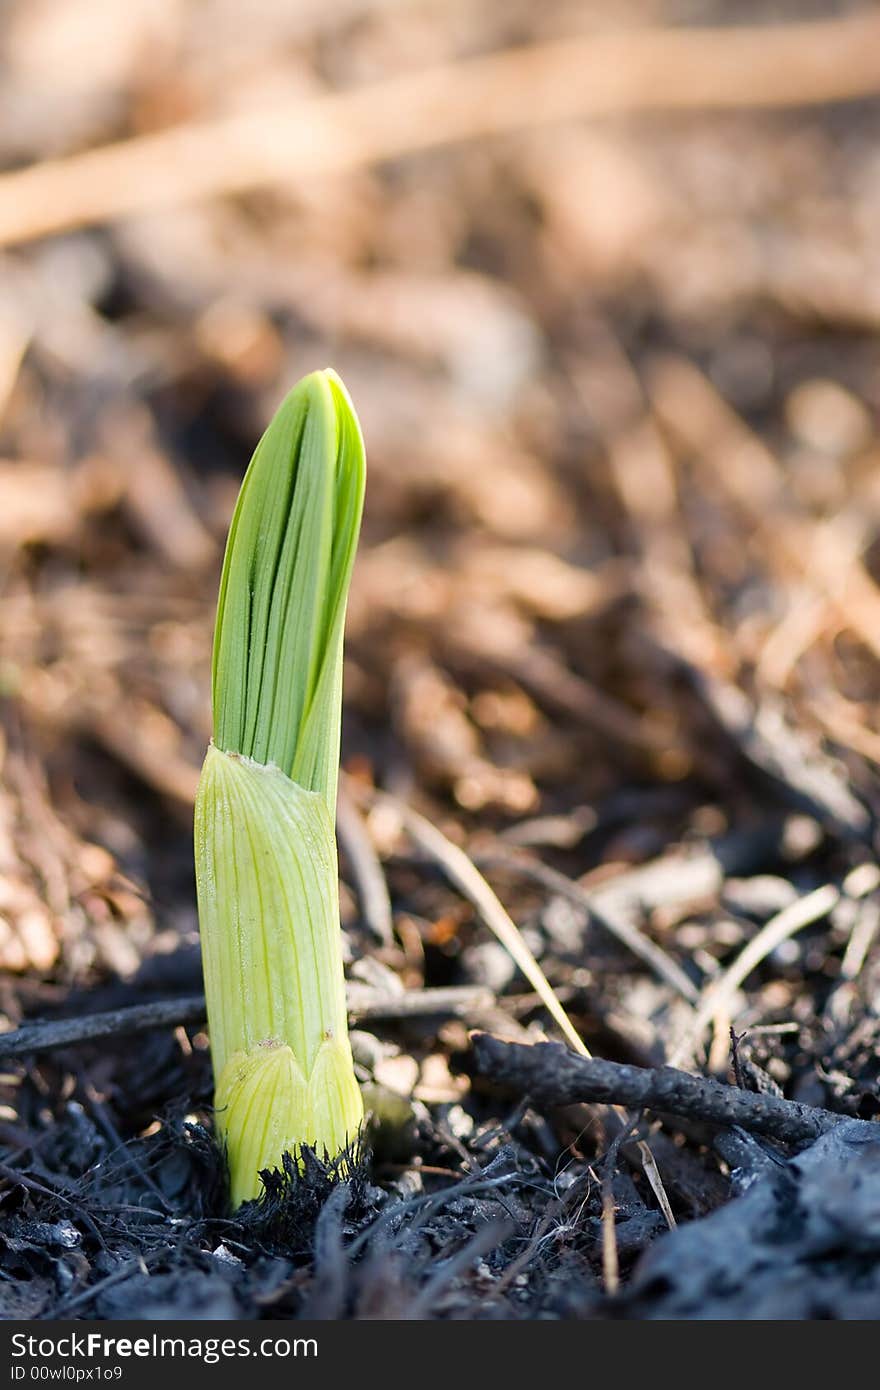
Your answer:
196,369 -> 365,1206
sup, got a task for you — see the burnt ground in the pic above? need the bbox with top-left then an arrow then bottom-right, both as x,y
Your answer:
1,1 -> 880,1320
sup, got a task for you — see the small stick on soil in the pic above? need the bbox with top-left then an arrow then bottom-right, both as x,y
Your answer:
0,996 -> 208,1057
0,984 -> 495,1058
636,1138 -> 677,1229
471,1034 -> 867,1147
477,848 -> 699,1003
369,789 -> 586,1053
672,882 -> 839,1065
601,1182 -> 620,1296
351,983 -> 494,1022
368,795 -> 680,1219
337,786 -> 395,946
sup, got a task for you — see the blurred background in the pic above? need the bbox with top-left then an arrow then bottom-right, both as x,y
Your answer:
1,0 -> 880,1029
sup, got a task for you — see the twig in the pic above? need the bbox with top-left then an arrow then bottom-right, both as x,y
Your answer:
0,984 -> 495,1059
841,899 -> 880,981
403,1218 -> 515,1319
365,791 -> 678,1220
1,14 -> 880,246
687,671 -> 869,839
337,785 -> 394,946
477,848 -> 699,1003
369,789 -> 586,1053
601,1182 -> 620,1295
636,1138 -> 677,1231
52,1254 -> 160,1319
0,996 -> 208,1057
672,883 -> 839,1065
78,1074 -> 172,1215
350,983 -> 494,1022
470,1034 -> 867,1148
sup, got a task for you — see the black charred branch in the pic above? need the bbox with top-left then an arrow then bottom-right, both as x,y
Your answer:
470,1033 -> 872,1148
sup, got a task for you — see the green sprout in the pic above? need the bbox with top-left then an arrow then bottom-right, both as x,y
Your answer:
194,369 -> 365,1208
